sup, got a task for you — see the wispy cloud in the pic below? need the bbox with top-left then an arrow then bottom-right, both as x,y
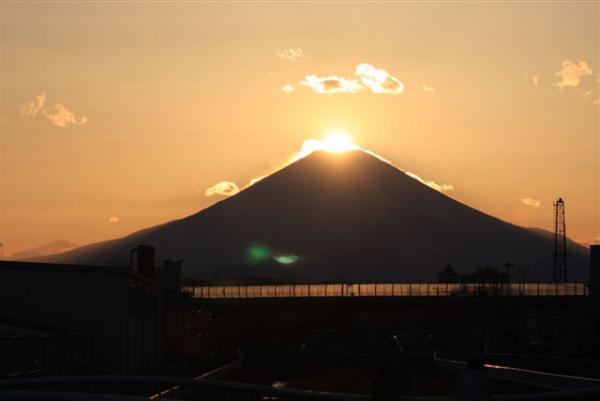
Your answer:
301,75 -> 363,94
278,48 -> 306,61
355,63 -> 403,94
19,93 -> 88,127
555,60 -> 592,89
300,63 -> 404,95
19,93 -> 46,117
521,198 -> 541,208
108,216 -> 120,223
525,74 -> 539,87
281,84 -> 295,94
423,83 -> 435,93
205,181 -> 240,197
45,104 -> 88,127
405,171 -> 454,193
581,90 -> 594,98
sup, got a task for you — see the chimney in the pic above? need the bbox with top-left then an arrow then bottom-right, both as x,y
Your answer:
591,245 -> 600,298
130,245 -> 156,280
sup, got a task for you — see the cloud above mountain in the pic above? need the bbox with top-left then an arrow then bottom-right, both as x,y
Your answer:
205,181 -> 240,197
278,48 -> 306,61
299,63 -> 404,95
301,75 -> 363,94
405,171 -> 454,193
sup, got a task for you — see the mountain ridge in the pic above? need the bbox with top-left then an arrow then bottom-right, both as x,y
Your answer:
37,150 -> 589,282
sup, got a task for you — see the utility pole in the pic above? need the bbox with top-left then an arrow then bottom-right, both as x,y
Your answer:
553,198 -> 567,282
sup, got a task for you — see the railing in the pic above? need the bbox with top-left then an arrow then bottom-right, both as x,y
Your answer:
184,282 -> 589,299
1,375 -> 600,401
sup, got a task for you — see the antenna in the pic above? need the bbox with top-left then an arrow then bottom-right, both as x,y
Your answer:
553,198 -> 567,282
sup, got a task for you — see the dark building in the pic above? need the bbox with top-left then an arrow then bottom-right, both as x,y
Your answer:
0,245 -> 182,375
438,261 -> 460,283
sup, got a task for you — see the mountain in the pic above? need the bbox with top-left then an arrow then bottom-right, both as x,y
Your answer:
11,240 -> 80,261
39,150 -> 589,282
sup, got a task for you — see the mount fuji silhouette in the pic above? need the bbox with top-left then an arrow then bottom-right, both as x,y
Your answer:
39,150 -> 588,283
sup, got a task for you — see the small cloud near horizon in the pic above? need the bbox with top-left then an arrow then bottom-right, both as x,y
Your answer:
521,198 -> 541,208
108,216 -> 120,223
205,181 -> 240,197
405,171 -> 454,193
423,83 -> 435,93
555,60 -> 592,89
278,48 -> 306,61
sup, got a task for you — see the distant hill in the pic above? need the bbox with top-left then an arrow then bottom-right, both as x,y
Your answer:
11,240 -> 80,261
39,151 -> 589,283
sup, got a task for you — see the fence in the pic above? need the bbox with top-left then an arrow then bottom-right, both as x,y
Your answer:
185,282 -> 589,299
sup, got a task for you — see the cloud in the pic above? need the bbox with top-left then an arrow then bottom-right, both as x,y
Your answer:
19,93 -> 46,117
525,75 -> 539,87
581,90 -> 594,98
299,63 -> 404,95
45,104 -> 88,127
301,75 -> 363,94
281,84 -> 295,94
521,198 -> 541,208
205,181 -> 240,197
594,98 -> 600,105
423,83 -> 435,93
20,93 -> 88,127
108,216 -> 120,223
555,60 -> 592,89
278,48 -> 306,61
405,171 -> 454,193
355,63 -> 404,94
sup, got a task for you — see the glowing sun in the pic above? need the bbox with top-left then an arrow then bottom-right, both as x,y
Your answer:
296,131 -> 359,159
321,131 -> 359,153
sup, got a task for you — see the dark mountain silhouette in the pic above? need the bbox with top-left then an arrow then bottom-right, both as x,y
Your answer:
11,240 -> 80,261
39,151 -> 589,282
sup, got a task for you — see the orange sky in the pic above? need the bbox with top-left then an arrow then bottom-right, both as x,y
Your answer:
0,2 -> 598,256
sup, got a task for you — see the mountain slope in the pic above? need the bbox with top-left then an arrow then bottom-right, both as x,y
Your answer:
40,150 -> 589,282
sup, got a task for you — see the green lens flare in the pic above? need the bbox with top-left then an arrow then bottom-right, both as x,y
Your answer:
274,254 -> 299,265
246,246 -> 271,264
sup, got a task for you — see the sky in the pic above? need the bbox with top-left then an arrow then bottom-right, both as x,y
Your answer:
0,2 -> 598,257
